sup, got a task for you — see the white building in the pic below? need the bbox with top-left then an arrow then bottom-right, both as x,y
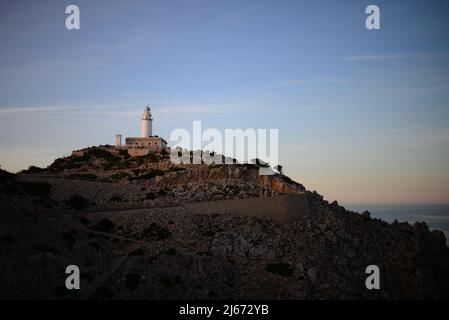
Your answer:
116,106 -> 169,156
140,106 -> 153,137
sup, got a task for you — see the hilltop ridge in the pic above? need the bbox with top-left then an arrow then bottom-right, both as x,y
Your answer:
0,146 -> 449,299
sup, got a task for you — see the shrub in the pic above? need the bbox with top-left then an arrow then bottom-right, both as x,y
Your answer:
20,165 -> 46,174
203,230 -> 215,238
159,275 -> 183,288
20,181 -> 51,196
163,248 -> 177,256
35,244 -> 61,255
119,149 -> 131,159
125,273 -> 140,289
49,158 -> 83,171
0,169 -> 16,182
53,286 -> 68,298
62,232 -> 76,243
128,248 -> 145,257
145,192 -> 156,200
71,154 -> 90,163
110,195 -> 122,202
67,194 -> 89,210
110,172 -> 130,181
142,223 -> 171,241
88,148 -> 119,162
89,242 -> 101,250
166,167 -> 186,172
133,169 -> 164,180
132,153 -> 161,165
81,272 -> 94,283
0,234 -> 13,244
79,217 -> 90,225
91,218 -> 115,233
265,263 -> 293,277
132,169 -> 144,177
94,286 -> 114,300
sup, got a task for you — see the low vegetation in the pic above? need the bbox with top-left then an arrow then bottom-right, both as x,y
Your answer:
110,172 -> 130,181
20,166 -> 46,174
91,218 -> 115,233
265,262 -> 294,277
142,223 -> 171,241
132,169 -> 165,180
125,272 -> 140,289
66,194 -> 90,210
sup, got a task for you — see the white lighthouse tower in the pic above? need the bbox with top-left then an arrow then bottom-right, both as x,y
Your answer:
140,106 -> 153,137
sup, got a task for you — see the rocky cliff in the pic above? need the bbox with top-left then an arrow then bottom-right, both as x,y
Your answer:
0,147 -> 448,299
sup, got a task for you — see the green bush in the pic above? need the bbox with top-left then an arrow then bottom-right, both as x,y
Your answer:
166,167 -> 186,172
265,263 -> 293,277
20,181 -> 52,196
159,275 -> 183,288
79,217 -> 90,225
0,169 -> 16,182
142,223 -> 171,241
35,244 -> 61,255
88,148 -> 119,162
128,248 -> 145,257
81,272 -> 94,283
91,218 -> 115,233
62,232 -> 76,243
0,234 -> 13,244
163,248 -> 177,256
49,158 -> 83,171
132,169 -> 144,177
94,286 -> 114,300
132,153 -> 161,165
71,154 -> 90,163
125,273 -> 140,289
110,172 -> 130,181
119,149 -> 130,159
133,169 -> 165,180
110,195 -> 122,202
66,194 -> 89,210
20,166 -> 46,174
145,192 -> 156,200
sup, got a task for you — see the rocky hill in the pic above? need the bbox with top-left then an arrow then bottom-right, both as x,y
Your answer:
1,146 -> 448,299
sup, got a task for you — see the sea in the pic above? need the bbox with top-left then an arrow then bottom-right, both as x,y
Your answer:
343,204 -> 449,245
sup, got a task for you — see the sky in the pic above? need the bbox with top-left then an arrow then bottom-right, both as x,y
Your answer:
1,0 -> 449,204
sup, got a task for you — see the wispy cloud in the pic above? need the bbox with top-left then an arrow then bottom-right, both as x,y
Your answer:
277,78 -> 349,87
344,52 -> 449,62
0,106 -> 79,114
0,102 -> 256,118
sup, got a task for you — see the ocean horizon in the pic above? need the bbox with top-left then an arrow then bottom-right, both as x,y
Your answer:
344,203 -> 449,244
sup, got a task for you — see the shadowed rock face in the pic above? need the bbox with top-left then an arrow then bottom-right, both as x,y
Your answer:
0,148 -> 448,299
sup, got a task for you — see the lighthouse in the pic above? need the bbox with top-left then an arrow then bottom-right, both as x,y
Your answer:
140,106 -> 153,137
118,105 -> 169,155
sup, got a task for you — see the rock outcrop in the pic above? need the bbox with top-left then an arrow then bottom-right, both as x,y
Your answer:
0,147 -> 448,299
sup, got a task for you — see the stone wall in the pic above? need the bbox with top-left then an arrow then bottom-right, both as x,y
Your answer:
184,193 -> 310,223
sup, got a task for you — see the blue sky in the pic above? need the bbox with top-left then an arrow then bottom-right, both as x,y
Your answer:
1,0 -> 449,204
